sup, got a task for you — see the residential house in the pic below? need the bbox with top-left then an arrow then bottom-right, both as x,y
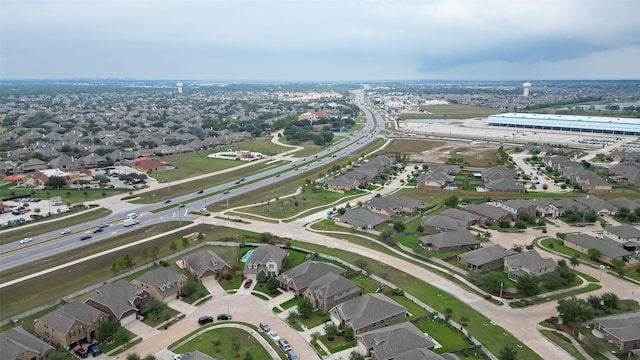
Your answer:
594,312 -> 640,351
550,198 -> 588,218
484,178 -> 526,193
303,272 -> 363,311
466,203 -> 513,224
610,162 -> 640,184
339,208 -> 387,230
327,175 -> 362,191
20,158 -> 48,172
418,230 -> 480,253
356,322 -> 436,360
365,195 -> 424,219
277,260 -> 346,295
243,245 -> 287,277
496,199 -> 537,218
416,164 -> 461,189
395,349 -> 461,360
608,198 -> 640,212
603,224 -> 640,245
421,215 -> 467,233
330,293 -> 408,335
84,281 -> 151,323
0,327 -> 55,360
503,250 -> 556,280
132,157 -> 169,172
533,198 -> 561,218
34,302 -> 108,348
564,234 -> 632,264
482,166 -> 517,181
457,245 -> 516,272
183,250 -> 232,280
439,208 -> 481,227
575,195 -> 618,216
130,266 -> 187,302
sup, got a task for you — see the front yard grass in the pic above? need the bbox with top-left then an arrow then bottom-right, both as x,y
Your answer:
172,326 -> 273,360
539,330 -> 587,360
298,311 -> 330,329
142,307 -> 180,327
319,334 -> 355,354
414,318 -> 471,354
280,297 -> 300,310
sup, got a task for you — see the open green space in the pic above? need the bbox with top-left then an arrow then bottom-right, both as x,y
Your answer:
414,318 -> 474,354
0,187 -> 127,206
398,104 -> 503,119
225,136 -> 292,156
173,326 -> 274,360
149,152 -> 247,182
280,139 -> 326,158
539,329 -> 587,360
240,189 -> 361,219
1,207 -> 112,244
382,139 -> 448,153
131,160 -> 283,204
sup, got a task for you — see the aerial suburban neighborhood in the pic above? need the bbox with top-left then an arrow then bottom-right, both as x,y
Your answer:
1,80 -> 640,360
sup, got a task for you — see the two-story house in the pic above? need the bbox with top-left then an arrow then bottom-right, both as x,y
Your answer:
504,250 -> 555,280
243,245 -> 287,278
303,272 -> 363,311
34,302 -> 108,348
130,266 -> 187,302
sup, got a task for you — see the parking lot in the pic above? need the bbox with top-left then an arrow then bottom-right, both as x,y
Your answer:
0,197 -> 69,229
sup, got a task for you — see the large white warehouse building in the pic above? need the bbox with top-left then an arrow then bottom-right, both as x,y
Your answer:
486,113 -> 640,135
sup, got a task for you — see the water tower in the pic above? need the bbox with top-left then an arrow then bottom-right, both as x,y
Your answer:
523,82 -> 531,97
176,82 -> 183,94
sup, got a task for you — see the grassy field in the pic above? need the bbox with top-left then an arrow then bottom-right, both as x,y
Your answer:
539,329 -> 587,360
382,139 -> 447,153
414,318 -> 475,354
173,326 -> 273,359
397,104 -> 503,119
131,160 -> 284,204
1,207 -> 112,244
150,154 -> 248,182
240,189 -> 359,219
225,136 -> 292,155
0,186 -> 127,205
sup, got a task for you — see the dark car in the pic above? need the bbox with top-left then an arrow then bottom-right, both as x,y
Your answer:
217,314 -> 232,321
244,278 -> 253,288
99,223 -> 109,229
87,344 -> 101,357
179,204 -> 185,208
93,228 -> 103,233
197,189 -> 204,194
80,235 -> 92,241
73,345 -> 88,358
198,316 -> 214,325
164,199 -> 172,204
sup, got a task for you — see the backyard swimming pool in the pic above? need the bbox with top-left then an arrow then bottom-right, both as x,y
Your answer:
241,249 -> 254,262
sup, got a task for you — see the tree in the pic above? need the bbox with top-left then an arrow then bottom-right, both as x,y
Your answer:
324,322 -> 339,337
97,320 -> 120,341
601,292 -> 619,310
256,272 -> 268,283
297,297 -> 314,319
115,327 -> 132,346
498,220 -> 511,228
243,352 -> 253,360
266,276 -> 280,295
498,345 -> 518,360
445,307 -> 453,319
259,232 -> 273,243
569,253 -> 580,268
231,335 -> 241,353
126,355 -> 141,360
516,274 -> 540,296
169,241 -> 178,252
611,258 -> 625,276
392,220 -> 406,233
46,176 -> 67,189
180,280 -> 198,298
142,299 -> 165,320
380,229 -> 397,246
142,355 -> 157,360
557,296 -> 594,326
349,351 -> 365,360
479,272 -> 504,294
344,326 -> 354,341
182,238 -> 190,248
416,225 -> 424,233
444,195 -> 459,208
587,248 -> 601,261
587,295 -> 603,311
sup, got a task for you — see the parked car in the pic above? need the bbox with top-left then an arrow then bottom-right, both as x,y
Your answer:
217,313 -> 232,320
287,350 -> 299,360
198,316 -> 214,325
80,235 -> 92,241
268,330 -> 280,341
244,279 -> 253,288
174,355 -> 183,360
87,344 -> 101,357
279,339 -> 292,352
259,322 -> 270,332
19,237 -> 32,244
73,345 -> 88,358
61,229 -> 72,235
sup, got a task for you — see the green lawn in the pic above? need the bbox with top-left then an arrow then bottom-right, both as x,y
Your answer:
0,187 -> 127,207
251,292 -> 270,300
414,318 -> 473,354
298,311 -> 331,329
350,275 -> 383,294
539,330 -> 587,360
173,326 -> 273,360
396,235 -> 421,251
241,189 -> 359,219
149,152 -> 247,182
386,294 -> 428,319
319,334 -> 355,354
225,136 -> 292,156
1,207 -> 112,244
280,297 -> 300,310
142,306 -> 180,327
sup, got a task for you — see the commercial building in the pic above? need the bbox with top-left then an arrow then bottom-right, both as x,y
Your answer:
486,113 -> 640,135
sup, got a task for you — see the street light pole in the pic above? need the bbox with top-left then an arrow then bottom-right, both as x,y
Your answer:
499,282 -> 504,300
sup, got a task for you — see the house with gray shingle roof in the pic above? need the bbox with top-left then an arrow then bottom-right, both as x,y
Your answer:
183,250 -> 232,280
457,245 -> 516,272
339,208 -> 387,230
484,178 -> 526,193
277,260 -> 346,295
421,215 -> 467,233
243,245 -> 287,277
330,293 -> 408,335
575,195 -> 618,216
357,322 -> 436,360
131,266 -> 187,301
466,203 -> 513,224
395,348 -> 461,360
594,311 -> 640,351
564,234 -> 632,263
365,195 -> 424,219
0,327 -> 55,360
496,199 -> 537,218
419,230 -> 480,253
439,208 -> 481,227
34,302 -> 108,348
84,281 -> 152,323
608,198 -> 640,212
504,250 -> 556,280
603,224 -> 640,244
303,272 -> 363,311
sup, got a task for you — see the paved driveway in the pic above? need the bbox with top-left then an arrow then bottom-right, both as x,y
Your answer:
122,319 -> 159,340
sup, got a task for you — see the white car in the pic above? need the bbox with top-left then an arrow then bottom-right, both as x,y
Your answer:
268,330 -> 280,342
174,355 -> 183,360
61,229 -> 72,235
19,237 -> 33,244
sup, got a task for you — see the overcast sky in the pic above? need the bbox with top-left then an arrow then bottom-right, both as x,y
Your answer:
2,0 -> 639,81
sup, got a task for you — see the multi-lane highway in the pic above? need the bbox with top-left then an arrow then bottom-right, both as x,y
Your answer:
0,92 -> 388,272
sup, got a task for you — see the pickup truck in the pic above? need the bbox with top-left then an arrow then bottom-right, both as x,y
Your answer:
87,344 -> 101,357
123,219 -> 139,227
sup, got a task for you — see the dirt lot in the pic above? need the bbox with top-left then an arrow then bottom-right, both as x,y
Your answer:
407,139 -> 501,166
